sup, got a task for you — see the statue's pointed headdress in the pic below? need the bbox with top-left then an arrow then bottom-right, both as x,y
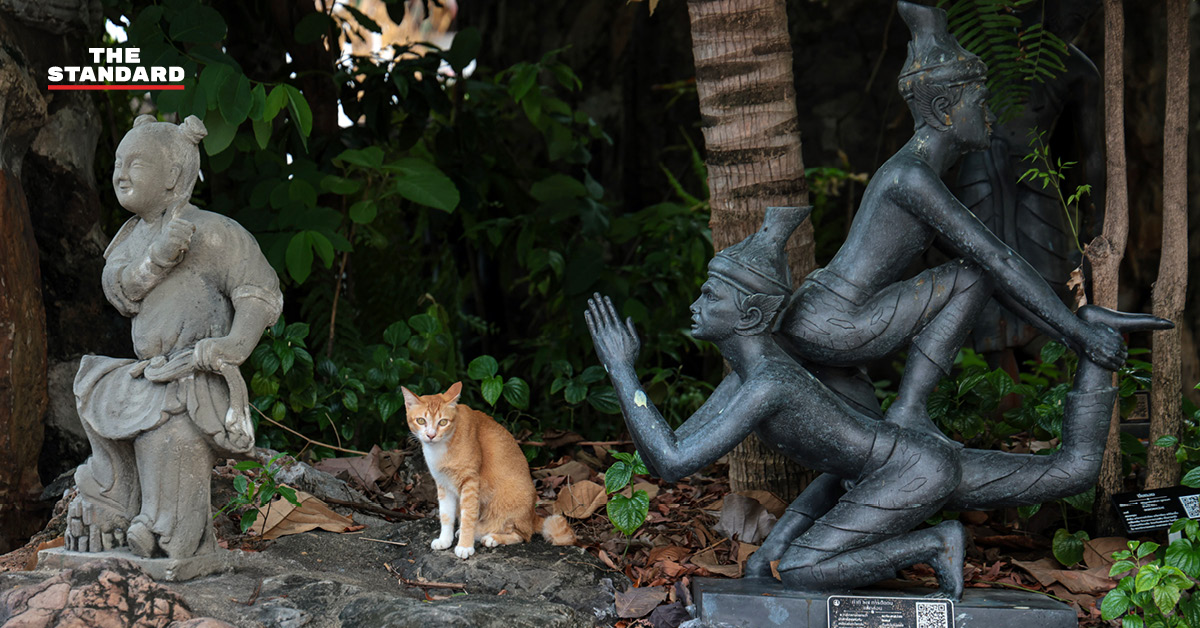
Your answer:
707,206 -> 811,296
896,1 -> 987,99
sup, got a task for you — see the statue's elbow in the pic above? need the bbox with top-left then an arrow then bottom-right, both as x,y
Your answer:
654,460 -> 687,484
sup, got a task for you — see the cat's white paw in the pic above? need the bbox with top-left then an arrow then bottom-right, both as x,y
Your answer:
482,534 -> 498,548
431,537 -> 453,550
454,544 -> 475,559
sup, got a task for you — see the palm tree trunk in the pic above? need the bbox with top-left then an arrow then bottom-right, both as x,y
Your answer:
1089,0 -> 1131,535
1145,0 -> 1188,490
687,0 -> 815,500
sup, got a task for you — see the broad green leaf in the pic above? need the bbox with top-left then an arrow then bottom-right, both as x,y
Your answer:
1153,583 -> 1181,615
277,485 -> 299,506
1138,542 -> 1162,560
219,73 -> 252,126
1122,616 -> 1144,628
607,489 -> 649,536
170,4 -> 226,43
233,460 -> 263,471
341,390 -> 359,412
408,313 -> 439,335
378,392 -> 403,422
1182,467 -> 1200,488
233,475 -> 249,494
1110,560 -> 1137,577
1100,588 -> 1132,620
393,158 -> 459,212
631,452 -> 648,475
383,321 -> 411,347
1041,341 -> 1067,364
264,85 -> 288,121
337,146 -> 385,169
284,84 -> 313,142
605,460 -> 633,494
239,510 -> 259,532
588,388 -> 621,414
467,355 -> 499,380
349,200 -> 377,224
482,375 -> 503,406
1157,435 -> 1180,448
285,231 -> 314,283
502,378 -> 530,410
321,175 -> 362,195
580,365 -> 607,384
294,11 -> 334,44
1135,565 -> 1163,593
307,231 -> 334,267
1052,528 -> 1086,567
252,118 -> 271,149
201,107 -> 237,156
248,83 -> 266,119
564,380 -> 588,404
531,174 -> 588,203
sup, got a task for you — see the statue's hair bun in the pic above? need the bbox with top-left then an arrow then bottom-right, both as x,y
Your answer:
179,115 -> 208,144
132,114 -> 157,128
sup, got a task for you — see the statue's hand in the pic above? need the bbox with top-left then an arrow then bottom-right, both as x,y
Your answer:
744,550 -> 774,578
194,336 -> 247,372
149,216 -> 195,266
585,293 -> 641,369
1081,321 -> 1127,371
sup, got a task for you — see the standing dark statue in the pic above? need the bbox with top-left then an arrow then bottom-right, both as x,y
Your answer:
775,0 -> 1122,445
586,1 -> 1170,598
955,0 -> 1105,353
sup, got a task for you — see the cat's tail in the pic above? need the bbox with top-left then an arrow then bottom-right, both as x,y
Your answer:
535,514 -> 576,546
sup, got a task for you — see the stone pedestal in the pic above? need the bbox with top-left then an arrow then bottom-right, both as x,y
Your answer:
38,546 -> 235,582
693,577 -> 1078,627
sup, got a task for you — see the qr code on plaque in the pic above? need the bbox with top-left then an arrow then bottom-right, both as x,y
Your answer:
1182,495 -> 1200,519
915,601 -> 950,628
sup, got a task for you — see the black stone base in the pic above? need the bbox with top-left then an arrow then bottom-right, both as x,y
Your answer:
693,577 -> 1078,627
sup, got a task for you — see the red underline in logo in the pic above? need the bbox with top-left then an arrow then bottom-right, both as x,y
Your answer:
48,84 -> 186,91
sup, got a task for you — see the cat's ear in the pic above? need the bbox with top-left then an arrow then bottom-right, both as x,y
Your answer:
400,386 -> 421,410
444,381 -> 463,404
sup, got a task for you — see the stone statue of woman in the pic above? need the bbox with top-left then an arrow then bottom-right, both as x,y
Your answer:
66,115 -> 282,562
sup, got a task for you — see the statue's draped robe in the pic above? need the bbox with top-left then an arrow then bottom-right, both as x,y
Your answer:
73,206 -> 281,557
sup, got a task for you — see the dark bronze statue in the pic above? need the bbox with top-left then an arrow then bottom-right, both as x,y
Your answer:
585,1 -> 1170,598
955,0 -> 1105,353
586,207 -> 1166,597
776,0 -> 1122,446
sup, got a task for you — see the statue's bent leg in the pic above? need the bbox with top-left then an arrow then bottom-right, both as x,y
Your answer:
130,414 -> 216,559
745,473 -> 843,577
887,260 -> 991,439
68,421 -> 139,553
778,432 -> 963,597
781,261 -> 991,443
949,305 -> 1172,510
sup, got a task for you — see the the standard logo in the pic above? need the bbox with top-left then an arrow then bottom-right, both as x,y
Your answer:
48,48 -> 185,91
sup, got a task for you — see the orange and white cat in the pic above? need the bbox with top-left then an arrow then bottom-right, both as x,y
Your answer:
403,381 -> 576,559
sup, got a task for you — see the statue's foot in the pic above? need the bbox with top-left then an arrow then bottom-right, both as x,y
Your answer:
927,520 -> 965,601
887,403 -> 963,449
65,496 -> 128,553
126,517 -> 159,558
1078,305 -> 1173,333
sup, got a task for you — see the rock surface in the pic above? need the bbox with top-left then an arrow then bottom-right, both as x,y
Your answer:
0,558 -> 234,627
2,516 -> 627,627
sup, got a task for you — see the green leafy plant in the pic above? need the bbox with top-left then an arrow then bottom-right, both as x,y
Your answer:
1052,527 -> 1090,567
939,0 -> 1070,122
1153,383 -> 1200,484
605,450 -> 650,550
216,453 -> 302,533
1101,519 -> 1200,627
1018,128 -> 1092,254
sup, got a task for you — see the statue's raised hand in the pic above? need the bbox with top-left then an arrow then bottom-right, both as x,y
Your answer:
194,335 -> 247,372
149,216 -> 194,266
585,293 -> 641,369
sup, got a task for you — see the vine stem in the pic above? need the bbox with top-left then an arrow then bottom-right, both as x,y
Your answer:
251,403 -> 368,456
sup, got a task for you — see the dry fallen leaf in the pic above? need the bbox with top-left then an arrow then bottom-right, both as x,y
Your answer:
312,445 -> 402,494
1011,558 -> 1117,595
533,460 -> 592,483
250,489 -> 356,540
736,490 -> 787,519
615,586 -> 668,619
554,480 -> 607,519
1082,537 -> 1131,570
692,547 -> 740,578
647,545 -> 690,564
712,493 -> 777,544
